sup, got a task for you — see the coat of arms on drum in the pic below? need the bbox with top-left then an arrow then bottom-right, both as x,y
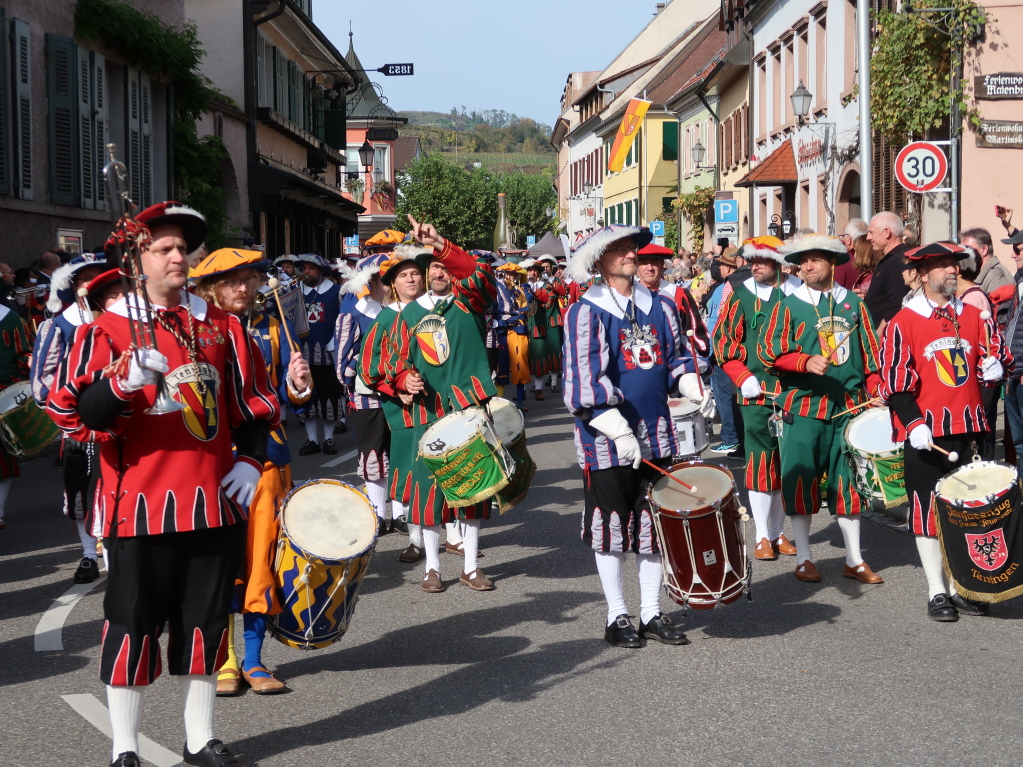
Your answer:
415,314 -> 450,366
965,529 -> 1009,571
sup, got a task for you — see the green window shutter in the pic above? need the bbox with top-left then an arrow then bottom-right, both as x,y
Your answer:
13,18 -> 32,200
662,121 -> 678,161
287,61 -> 299,122
273,47 -> 286,113
140,72 -> 153,208
256,34 -> 265,107
0,9 -> 10,195
127,68 -> 141,206
47,34 -> 78,206
662,196 -> 675,215
315,85 -> 326,141
94,53 -> 108,210
617,202 -> 624,224
77,46 -> 95,209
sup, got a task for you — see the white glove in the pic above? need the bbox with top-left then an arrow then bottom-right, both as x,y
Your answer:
699,389 -> 716,419
221,460 -> 262,508
589,408 -> 642,469
909,424 -> 933,451
740,376 -> 763,400
121,348 -> 169,393
679,372 -> 704,402
981,356 -> 1004,382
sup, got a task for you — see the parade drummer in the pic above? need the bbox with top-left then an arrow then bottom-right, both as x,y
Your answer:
335,251 -> 419,560
191,247 -> 313,696
0,279 -> 33,532
536,254 -> 566,393
878,242 -> 1010,621
376,216 -> 499,592
521,258 -> 563,400
562,225 -> 698,648
47,202 -> 278,767
495,261 -> 532,410
30,252 -> 107,580
761,235 -> 885,585
712,236 -> 802,560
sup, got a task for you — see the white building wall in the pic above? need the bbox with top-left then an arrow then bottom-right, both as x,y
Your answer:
567,131 -> 603,241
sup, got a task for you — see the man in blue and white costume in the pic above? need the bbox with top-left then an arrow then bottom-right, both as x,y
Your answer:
562,225 -> 700,648
295,253 -> 343,455
30,251 -> 108,583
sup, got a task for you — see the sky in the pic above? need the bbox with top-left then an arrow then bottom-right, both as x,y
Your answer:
316,0 -> 664,126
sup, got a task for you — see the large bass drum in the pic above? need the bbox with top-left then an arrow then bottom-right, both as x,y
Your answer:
270,479 -> 377,650
647,461 -> 751,609
844,407 -> 906,508
488,397 -> 534,513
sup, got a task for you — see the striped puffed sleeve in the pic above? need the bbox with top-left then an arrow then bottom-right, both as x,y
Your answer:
562,301 -> 623,418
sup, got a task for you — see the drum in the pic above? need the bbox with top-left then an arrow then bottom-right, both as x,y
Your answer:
419,407 -> 513,508
844,407 -> 906,508
488,398 -> 534,513
269,479 -> 377,650
647,460 -> 751,609
0,382 -> 60,457
934,460 -> 1023,603
669,399 -> 708,457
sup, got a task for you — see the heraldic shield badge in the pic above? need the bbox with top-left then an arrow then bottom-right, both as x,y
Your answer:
815,316 -> 852,365
415,314 -> 450,366
922,338 -> 972,387
165,362 -> 222,442
934,460 -> 1023,602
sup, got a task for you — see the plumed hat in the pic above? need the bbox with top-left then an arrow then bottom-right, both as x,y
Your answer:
566,225 -> 654,283
135,201 -> 207,253
47,252 -> 108,312
740,235 -> 786,265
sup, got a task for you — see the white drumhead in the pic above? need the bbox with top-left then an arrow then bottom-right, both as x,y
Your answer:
846,407 -> 899,455
669,398 -> 700,418
650,464 -> 732,511
937,461 -> 1017,503
0,381 -> 31,413
420,408 -> 487,456
283,480 -> 377,560
488,398 -> 523,442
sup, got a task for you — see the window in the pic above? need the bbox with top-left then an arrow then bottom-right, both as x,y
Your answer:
47,34 -> 77,206
815,12 -> 829,111
755,56 -> 767,141
373,145 -> 389,184
0,10 -> 10,196
13,18 -> 31,200
256,34 -> 274,109
769,46 -> 781,133
77,47 -> 108,210
845,0 -> 857,95
799,180 -> 810,231
126,67 -> 154,210
345,147 -> 361,178
783,35 -> 795,126
662,120 -> 678,161
797,24 -> 809,96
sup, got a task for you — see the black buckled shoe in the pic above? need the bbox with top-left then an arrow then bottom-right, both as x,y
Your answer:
322,439 -> 338,455
604,614 -> 642,648
298,439 -> 320,456
927,594 -> 959,622
950,593 -> 990,616
74,556 -> 99,584
111,752 -> 141,767
390,516 -> 409,535
333,420 -> 347,435
638,613 -> 690,645
377,518 -> 389,537
183,739 -> 246,767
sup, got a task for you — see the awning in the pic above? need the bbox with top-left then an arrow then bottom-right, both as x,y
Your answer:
734,138 -> 798,188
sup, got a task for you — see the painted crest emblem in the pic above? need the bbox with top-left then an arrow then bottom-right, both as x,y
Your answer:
815,316 -> 852,365
621,324 -> 662,370
965,528 -> 1008,571
923,337 -> 972,387
165,363 -> 222,442
415,314 -> 450,366
306,301 -> 324,324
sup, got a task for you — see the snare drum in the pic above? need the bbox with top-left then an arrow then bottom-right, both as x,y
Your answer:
270,479 -> 377,650
844,407 -> 907,508
935,460 -> 1023,603
669,399 -> 709,457
647,461 -> 751,609
0,382 -> 60,457
419,408 -> 513,508
488,398 -> 534,513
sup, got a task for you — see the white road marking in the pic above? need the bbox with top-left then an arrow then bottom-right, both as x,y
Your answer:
62,694 -> 182,767
35,574 -> 107,652
320,448 -> 358,468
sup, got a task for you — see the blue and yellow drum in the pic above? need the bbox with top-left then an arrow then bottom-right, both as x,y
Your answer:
269,479 -> 378,650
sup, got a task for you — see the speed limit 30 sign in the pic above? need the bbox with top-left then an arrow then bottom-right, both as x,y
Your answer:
894,141 -> 949,193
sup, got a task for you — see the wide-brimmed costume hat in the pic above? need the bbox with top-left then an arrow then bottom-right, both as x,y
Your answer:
342,252 -> 390,295
637,243 -> 674,259
273,255 -> 296,267
135,201 -> 207,253
380,243 -> 432,286
81,268 -> 124,308
47,252 -> 108,312
740,235 -> 786,265
190,249 -> 266,281
781,234 -> 849,265
364,229 -> 405,252
566,225 -> 654,283
902,241 -> 971,271
496,261 -> 527,278
293,253 -> 332,272
535,254 -> 558,266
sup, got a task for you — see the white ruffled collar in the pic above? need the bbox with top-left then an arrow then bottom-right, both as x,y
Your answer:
356,296 -> 381,319
581,280 -> 653,320
106,291 -> 208,321
905,293 -> 964,318
743,273 -> 802,300
302,279 -> 334,296
793,282 -> 848,307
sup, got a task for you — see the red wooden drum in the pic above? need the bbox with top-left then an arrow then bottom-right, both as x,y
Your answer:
647,461 -> 751,609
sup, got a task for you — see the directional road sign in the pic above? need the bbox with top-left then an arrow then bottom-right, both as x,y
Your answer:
894,142 -> 949,193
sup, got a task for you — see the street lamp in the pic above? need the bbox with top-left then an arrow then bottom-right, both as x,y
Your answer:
791,80 -> 813,125
545,206 -> 555,218
583,181 -> 593,197
767,211 -> 796,238
358,139 -> 374,170
691,139 -> 713,172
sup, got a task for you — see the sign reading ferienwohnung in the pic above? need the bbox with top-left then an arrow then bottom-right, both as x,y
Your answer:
976,120 -> 1023,149
975,73 -> 1023,100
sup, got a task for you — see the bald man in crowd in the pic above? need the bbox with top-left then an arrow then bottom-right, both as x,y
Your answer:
864,211 -> 911,333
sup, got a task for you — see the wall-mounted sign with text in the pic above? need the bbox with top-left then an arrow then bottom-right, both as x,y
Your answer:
976,120 -> 1023,148
974,73 -> 1023,100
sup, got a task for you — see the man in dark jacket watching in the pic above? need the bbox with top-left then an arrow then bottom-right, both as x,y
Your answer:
864,211 -> 911,333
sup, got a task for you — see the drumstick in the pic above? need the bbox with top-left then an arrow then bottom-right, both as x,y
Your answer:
928,443 -> 960,462
980,310 -> 993,357
267,277 -> 300,354
685,330 -> 705,398
823,330 -> 854,363
642,458 -> 697,493
760,386 -> 778,399
831,398 -> 881,419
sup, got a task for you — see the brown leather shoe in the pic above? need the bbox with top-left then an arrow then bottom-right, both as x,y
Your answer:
754,538 -> 778,560
216,667 -> 241,697
242,665 -> 287,694
843,561 -> 884,584
794,560 -> 821,582
445,541 -> 484,557
398,544 -> 423,563
460,569 -> 495,591
773,534 -> 797,556
421,569 -> 444,592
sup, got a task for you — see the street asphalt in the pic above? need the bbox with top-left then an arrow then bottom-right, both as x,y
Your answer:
2,390 -> 1022,766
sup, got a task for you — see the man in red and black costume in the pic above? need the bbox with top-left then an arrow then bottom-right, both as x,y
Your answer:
48,202 -> 279,767
879,241 -> 1011,622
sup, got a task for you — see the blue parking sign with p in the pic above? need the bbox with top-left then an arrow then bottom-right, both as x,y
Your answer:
714,200 -> 738,223
649,220 -> 665,237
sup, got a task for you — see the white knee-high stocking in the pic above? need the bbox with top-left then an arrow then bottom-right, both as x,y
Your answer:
422,526 -> 442,576
790,514 -> 813,564
916,535 -> 948,599
837,515 -> 862,567
76,518 -> 98,559
594,551 -> 627,625
179,675 -> 216,754
364,479 -> 388,520
445,519 -> 463,546
767,490 -> 786,541
461,518 -> 481,575
107,685 -> 144,761
636,553 -> 663,624
748,490 -> 772,542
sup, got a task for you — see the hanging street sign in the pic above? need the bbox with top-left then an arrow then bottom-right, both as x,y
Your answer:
894,141 -> 949,193
366,128 -> 399,141
378,63 -> 414,76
